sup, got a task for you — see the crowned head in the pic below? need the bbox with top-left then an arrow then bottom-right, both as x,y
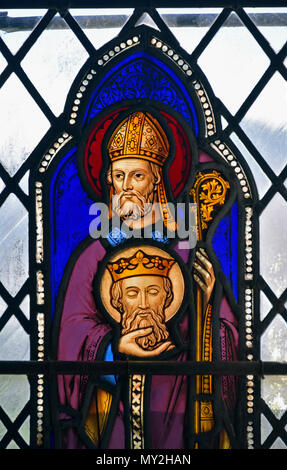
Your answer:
107,249 -> 175,351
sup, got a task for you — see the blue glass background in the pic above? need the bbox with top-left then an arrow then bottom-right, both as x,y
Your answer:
212,201 -> 239,301
83,52 -> 199,136
50,147 -> 98,320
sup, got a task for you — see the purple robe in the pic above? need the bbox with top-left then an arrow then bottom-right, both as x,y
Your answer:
57,240 -> 238,449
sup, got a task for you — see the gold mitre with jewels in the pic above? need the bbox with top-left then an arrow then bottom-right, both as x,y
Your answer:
108,111 -> 169,167
107,250 -> 175,283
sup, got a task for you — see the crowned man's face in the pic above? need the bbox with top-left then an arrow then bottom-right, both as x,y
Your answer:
110,159 -> 159,221
121,275 -> 166,320
117,275 -> 171,350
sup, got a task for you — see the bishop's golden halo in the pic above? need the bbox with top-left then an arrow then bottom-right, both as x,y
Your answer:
100,245 -> 185,323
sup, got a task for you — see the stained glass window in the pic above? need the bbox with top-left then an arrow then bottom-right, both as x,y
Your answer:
0,3 -> 286,452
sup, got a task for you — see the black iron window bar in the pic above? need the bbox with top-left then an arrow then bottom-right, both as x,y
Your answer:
0,11 -> 287,32
0,360 -> 286,376
0,1 -> 286,449
0,0 -> 286,7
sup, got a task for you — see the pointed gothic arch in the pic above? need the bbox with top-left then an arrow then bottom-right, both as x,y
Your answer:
29,17 -> 261,449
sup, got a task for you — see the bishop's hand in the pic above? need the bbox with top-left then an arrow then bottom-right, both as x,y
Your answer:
193,248 -> 215,312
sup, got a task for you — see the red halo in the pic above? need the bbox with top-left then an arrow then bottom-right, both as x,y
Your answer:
83,107 -> 193,199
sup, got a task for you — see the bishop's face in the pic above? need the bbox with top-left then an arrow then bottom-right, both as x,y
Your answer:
111,159 -> 157,220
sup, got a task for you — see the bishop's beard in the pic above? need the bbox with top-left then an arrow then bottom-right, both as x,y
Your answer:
111,187 -> 154,221
121,307 -> 170,351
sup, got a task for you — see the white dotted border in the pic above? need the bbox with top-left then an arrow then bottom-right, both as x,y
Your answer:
69,36 -> 140,126
38,133 -> 72,173
210,139 -> 255,445
67,33 -> 216,138
245,286 -> 255,446
36,313 -> 44,446
150,37 -> 216,138
245,207 -> 253,281
246,375 -> 255,448
36,270 -> 44,305
69,70 -> 96,125
245,286 -> 254,350
35,182 -> 43,263
151,37 -> 193,75
245,286 -> 255,447
193,80 -> 216,137
211,140 -> 252,199
246,418 -> 255,449
37,313 -> 44,446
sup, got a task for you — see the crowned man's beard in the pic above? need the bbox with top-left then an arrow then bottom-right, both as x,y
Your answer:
121,307 -> 170,351
112,188 -> 154,221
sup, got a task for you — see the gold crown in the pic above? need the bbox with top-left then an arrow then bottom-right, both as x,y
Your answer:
107,250 -> 175,283
108,111 -> 169,167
